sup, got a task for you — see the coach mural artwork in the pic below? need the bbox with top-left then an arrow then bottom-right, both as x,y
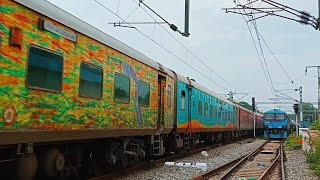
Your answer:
108,55 -> 143,126
0,0 -> 159,130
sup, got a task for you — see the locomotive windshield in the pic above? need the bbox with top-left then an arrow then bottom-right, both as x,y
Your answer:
264,113 -> 286,121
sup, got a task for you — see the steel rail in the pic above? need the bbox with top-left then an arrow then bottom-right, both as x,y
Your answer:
89,138 -> 252,180
280,141 -> 286,179
259,140 -> 285,180
191,154 -> 246,180
219,140 -> 270,180
259,146 -> 280,179
218,140 -> 287,180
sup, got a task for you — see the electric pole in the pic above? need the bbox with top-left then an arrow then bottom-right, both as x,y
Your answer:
184,0 -> 190,37
300,87 -> 303,123
294,104 -> 299,136
318,0 -> 320,29
305,66 -> 320,121
252,97 -> 256,140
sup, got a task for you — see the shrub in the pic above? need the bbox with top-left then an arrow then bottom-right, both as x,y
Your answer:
286,135 -> 302,149
310,121 -> 320,131
306,140 -> 320,176
303,122 -> 320,176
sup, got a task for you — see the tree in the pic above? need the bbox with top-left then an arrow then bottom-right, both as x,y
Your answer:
236,101 -> 252,111
288,102 -> 318,122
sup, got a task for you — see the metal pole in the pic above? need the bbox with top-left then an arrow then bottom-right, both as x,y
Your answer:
184,0 -> 190,37
295,114 -> 298,136
253,108 -> 256,140
318,67 -> 320,121
300,87 -> 303,123
318,0 -> 320,30
305,66 -> 320,120
252,97 -> 256,140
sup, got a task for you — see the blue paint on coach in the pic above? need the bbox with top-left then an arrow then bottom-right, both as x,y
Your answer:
177,81 -> 191,128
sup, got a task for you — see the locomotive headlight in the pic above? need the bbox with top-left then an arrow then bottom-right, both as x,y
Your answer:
264,125 -> 268,128
282,125 -> 287,129
3,106 -> 16,126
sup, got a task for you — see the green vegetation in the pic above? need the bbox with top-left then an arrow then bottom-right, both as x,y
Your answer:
310,121 -> 320,130
306,140 -> 320,176
306,122 -> 320,176
286,135 -> 302,149
288,102 -> 318,122
235,101 -> 263,113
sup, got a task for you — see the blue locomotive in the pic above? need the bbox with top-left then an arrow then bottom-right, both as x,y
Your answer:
263,109 -> 288,139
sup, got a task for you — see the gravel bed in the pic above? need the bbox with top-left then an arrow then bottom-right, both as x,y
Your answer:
118,139 -> 266,180
285,148 -> 319,180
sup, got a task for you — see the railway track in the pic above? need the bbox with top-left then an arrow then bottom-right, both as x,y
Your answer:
193,140 -> 286,180
89,138 -> 253,180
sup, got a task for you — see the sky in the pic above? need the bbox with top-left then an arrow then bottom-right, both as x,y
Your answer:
46,0 -> 320,114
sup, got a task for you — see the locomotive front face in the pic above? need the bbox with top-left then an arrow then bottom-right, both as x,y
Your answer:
263,112 -> 288,139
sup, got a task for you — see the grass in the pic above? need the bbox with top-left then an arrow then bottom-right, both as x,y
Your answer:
285,135 -> 302,149
306,140 -> 320,176
306,121 -> 320,176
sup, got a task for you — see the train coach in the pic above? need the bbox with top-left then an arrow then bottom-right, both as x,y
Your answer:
174,74 -> 238,148
0,0 -> 178,178
0,0 -> 263,179
173,74 -> 264,149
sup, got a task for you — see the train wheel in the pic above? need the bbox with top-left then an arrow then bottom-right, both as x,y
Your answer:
16,153 -> 38,180
41,148 -> 65,177
121,154 -> 129,169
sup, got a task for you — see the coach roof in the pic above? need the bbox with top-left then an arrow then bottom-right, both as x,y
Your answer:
15,0 -> 170,73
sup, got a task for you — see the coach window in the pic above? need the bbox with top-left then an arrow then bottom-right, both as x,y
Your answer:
210,105 -> 213,118
114,73 -> 130,103
26,45 -> 63,92
181,90 -> 186,110
168,85 -> 172,108
138,81 -> 150,106
198,101 -> 202,116
79,62 -> 103,99
204,103 -> 208,116
214,106 -> 217,118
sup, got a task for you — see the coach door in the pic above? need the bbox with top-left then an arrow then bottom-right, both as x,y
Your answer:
187,86 -> 192,125
157,75 -> 166,128
178,84 -> 191,129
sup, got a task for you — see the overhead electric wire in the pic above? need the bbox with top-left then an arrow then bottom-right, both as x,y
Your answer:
255,30 -> 298,89
234,0 -> 302,91
131,0 -> 246,94
124,5 -> 140,21
248,1 -> 277,99
254,22 -> 276,94
273,74 -> 305,84
89,0 -> 232,92
236,0 -> 302,103
234,0 -> 276,98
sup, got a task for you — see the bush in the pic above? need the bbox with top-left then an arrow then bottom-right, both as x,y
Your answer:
306,121 -> 320,177
306,140 -> 320,176
310,121 -> 320,131
286,135 -> 302,149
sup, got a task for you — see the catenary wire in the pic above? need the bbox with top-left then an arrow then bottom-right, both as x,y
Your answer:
131,0 -> 246,95
234,0 -> 276,98
91,0 -> 231,92
248,0 -> 277,98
